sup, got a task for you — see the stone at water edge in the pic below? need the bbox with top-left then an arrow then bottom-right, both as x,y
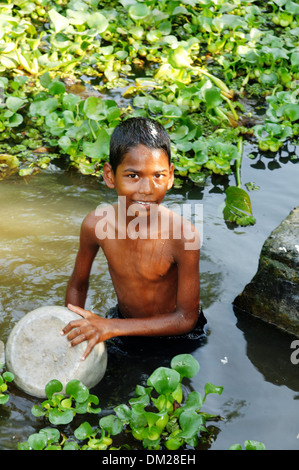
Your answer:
5,306 -> 108,398
234,206 -> 299,337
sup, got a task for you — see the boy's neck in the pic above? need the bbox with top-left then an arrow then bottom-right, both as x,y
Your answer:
115,199 -> 164,240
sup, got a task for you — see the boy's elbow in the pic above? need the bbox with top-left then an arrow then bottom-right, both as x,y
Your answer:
178,308 -> 199,334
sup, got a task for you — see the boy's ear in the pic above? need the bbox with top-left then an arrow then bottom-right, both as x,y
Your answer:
167,162 -> 175,190
103,162 -> 116,189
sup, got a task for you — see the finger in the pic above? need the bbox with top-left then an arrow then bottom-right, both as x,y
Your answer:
61,319 -> 85,335
69,332 -> 87,348
81,337 -> 99,361
67,304 -> 90,319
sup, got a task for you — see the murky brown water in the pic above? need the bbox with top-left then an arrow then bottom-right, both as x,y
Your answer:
1,142 -> 299,450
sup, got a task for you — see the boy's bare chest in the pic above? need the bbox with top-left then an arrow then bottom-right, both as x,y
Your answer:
102,238 -> 175,281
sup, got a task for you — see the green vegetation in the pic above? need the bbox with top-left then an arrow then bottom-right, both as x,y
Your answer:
18,354 -> 225,450
0,0 -> 298,225
0,363 -> 14,405
229,440 -> 266,450
1,355 -> 266,450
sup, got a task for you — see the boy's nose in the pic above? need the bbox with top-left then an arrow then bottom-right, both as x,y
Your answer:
138,177 -> 153,194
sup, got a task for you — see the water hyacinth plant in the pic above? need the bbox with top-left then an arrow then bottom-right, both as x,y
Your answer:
18,354 -> 225,450
1,355 -> 265,450
0,363 -> 14,405
0,0 -> 298,226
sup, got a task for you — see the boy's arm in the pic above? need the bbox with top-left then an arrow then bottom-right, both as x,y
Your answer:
65,212 -> 99,308
62,227 -> 200,359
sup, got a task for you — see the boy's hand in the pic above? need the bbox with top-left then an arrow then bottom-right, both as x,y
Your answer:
61,304 -> 108,360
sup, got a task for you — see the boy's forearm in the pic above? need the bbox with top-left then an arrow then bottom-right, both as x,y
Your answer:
63,305 -> 199,359
65,278 -> 88,309
106,310 -> 198,339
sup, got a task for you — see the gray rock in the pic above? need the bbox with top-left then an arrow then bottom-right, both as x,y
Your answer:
5,306 -> 108,398
234,206 -> 299,337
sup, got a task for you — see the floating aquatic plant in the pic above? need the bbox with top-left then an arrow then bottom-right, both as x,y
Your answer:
18,354 -> 224,450
1,0 -> 298,226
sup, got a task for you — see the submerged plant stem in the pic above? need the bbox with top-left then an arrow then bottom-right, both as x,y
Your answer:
236,136 -> 243,188
221,94 -> 238,121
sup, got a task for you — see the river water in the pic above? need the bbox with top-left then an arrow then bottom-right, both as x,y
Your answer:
0,140 -> 298,450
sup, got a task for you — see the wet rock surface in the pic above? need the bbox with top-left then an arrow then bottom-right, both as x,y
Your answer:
234,206 -> 299,337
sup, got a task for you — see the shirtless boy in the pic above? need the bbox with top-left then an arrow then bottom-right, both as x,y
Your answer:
62,117 -> 203,359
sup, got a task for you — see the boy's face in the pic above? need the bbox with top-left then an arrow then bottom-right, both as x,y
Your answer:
104,144 -> 174,213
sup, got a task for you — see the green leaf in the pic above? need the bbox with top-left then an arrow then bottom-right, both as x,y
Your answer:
128,4 -> 150,21
45,379 -> 63,399
87,394 -> 102,414
40,427 -> 60,444
203,382 -> 224,401
244,440 -> 266,450
39,72 -> 52,88
31,404 -> 46,417
223,186 -> 256,226
99,415 -> 123,435
168,46 -> 192,69
65,379 -> 89,403
83,97 -> 119,121
82,128 -> 110,159
48,9 -> 69,33
260,72 -> 279,87
291,51 -> 299,68
28,433 -> 47,450
48,80 -> 66,96
175,391 -> 203,416
277,104 -> 299,122
87,12 -> 109,33
74,421 -> 94,441
148,99 -> 164,114
29,97 -> 59,117
201,83 -> 223,110
62,93 -> 82,111
286,0 -> 299,15
63,440 -> 80,450
178,410 -> 206,439
0,395 -> 9,405
188,173 -> 206,185
6,96 -> 26,112
48,408 -> 74,425
2,371 -> 14,382
229,443 -> 243,450
212,14 -> 246,31
5,113 -> 23,128
114,404 -> 131,423
162,103 -> 182,118
0,154 -> 19,169
165,435 -> 183,450
147,367 -> 180,395
171,354 -> 200,379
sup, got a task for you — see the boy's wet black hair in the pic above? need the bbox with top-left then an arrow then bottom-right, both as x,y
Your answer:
109,117 -> 171,174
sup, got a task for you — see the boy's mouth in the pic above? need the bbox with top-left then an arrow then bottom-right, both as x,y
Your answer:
130,200 -> 158,210
134,200 -> 157,205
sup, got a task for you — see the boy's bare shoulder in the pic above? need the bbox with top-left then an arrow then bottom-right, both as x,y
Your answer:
82,204 -> 117,226
81,204 -> 117,244
160,205 -> 200,251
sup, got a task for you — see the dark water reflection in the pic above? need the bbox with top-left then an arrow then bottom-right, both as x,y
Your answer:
0,143 -> 299,449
